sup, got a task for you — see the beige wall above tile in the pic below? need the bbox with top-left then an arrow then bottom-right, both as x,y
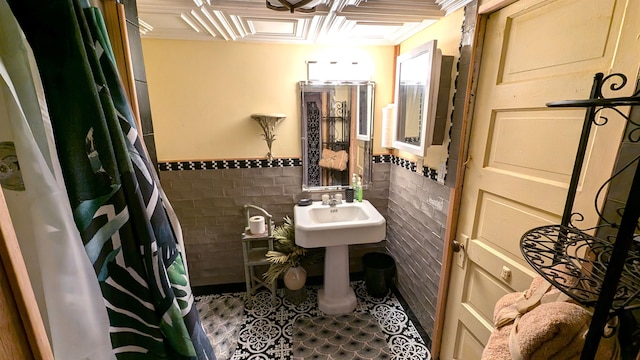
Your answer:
142,40 -> 395,161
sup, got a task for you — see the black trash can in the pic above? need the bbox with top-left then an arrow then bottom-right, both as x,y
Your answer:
362,252 -> 396,298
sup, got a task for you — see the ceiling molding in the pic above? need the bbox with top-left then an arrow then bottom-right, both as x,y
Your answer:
137,0 -> 472,45
437,0 -> 472,14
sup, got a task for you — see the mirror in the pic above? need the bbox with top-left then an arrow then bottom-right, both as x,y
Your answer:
393,40 -> 442,156
300,81 -> 374,191
356,84 -> 373,141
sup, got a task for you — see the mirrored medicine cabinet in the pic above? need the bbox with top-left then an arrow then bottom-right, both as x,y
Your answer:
300,81 -> 374,191
393,40 -> 453,168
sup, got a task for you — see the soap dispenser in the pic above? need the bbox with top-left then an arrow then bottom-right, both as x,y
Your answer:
356,176 -> 363,202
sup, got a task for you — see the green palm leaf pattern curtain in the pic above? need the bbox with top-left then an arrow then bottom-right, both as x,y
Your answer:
6,0 -> 215,358
1,1 -> 115,357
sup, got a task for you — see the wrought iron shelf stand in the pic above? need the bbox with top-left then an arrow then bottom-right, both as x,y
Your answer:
322,102 -> 350,186
519,72 -> 640,360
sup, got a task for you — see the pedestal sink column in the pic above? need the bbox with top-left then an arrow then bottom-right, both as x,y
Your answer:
318,245 -> 357,314
294,200 -> 386,315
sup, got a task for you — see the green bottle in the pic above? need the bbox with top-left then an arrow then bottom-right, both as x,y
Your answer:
356,178 -> 363,202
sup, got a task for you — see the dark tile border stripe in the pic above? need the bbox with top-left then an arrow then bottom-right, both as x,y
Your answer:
423,166 -> 438,181
373,154 -> 393,163
158,155 -> 438,180
392,155 -> 417,172
374,154 -> 438,180
158,158 -> 302,171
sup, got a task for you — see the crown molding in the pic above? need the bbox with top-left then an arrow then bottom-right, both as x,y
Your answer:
137,0 -> 472,45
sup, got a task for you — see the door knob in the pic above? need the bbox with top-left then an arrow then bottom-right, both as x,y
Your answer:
452,240 -> 464,253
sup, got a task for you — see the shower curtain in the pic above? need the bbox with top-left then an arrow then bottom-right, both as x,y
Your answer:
5,0 -> 215,359
0,1 -> 114,358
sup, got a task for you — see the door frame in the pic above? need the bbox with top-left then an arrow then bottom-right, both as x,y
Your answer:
430,1 -> 522,358
0,187 -> 53,359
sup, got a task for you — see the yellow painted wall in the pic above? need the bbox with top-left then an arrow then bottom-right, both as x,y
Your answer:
141,40 -> 395,161
141,8 -> 465,163
396,7 -> 465,169
400,8 -> 464,56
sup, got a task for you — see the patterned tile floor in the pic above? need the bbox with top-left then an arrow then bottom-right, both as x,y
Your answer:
196,281 -> 431,360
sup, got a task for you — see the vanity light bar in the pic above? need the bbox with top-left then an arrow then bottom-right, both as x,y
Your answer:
306,60 -> 371,82
302,80 -> 373,85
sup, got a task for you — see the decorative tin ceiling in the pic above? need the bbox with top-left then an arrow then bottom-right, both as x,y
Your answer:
136,0 -> 470,45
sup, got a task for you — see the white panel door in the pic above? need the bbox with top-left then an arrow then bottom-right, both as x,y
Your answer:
440,0 -> 640,358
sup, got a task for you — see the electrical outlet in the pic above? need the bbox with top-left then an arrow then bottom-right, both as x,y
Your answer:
428,197 -> 444,211
501,266 -> 512,282
455,234 -> 469,268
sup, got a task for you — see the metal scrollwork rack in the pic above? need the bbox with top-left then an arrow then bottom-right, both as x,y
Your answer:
322,101 -> 350,185
519,72 -> 640,360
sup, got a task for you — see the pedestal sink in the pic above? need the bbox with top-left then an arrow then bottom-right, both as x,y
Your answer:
294,200 -> 386,314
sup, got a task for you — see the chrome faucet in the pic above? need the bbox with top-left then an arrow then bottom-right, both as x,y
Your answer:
322,194 -> 342,207
328,196 -> 340,207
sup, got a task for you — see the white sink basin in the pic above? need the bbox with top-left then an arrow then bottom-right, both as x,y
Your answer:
294,200 -> 386,248
294,199 -> 386,314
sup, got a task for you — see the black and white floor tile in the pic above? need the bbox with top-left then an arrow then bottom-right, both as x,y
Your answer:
196,281 -> 430,360
292,312 -> 391,359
